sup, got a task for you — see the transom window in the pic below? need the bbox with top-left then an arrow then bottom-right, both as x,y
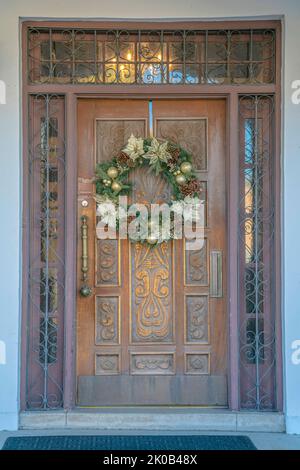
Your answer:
28,28 -> 275,85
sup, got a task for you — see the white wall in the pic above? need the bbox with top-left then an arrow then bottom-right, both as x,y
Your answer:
0,0 -> 299,432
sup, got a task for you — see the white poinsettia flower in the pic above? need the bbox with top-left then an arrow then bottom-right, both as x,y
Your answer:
144,137 -> 171,165
122,134 -> 145,161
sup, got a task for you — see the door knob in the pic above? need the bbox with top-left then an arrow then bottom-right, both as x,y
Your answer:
80,285 -> 92,297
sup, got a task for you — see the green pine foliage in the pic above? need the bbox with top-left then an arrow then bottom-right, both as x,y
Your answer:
95,139 -> 199,201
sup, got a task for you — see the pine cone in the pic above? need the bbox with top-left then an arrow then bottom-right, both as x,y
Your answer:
167,143 -> 180,161
180,184 -> 193,196
117,151 -> 135,167
180,178 -> 201,196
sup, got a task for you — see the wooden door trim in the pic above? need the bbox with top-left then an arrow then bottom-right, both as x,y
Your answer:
63,92 -> 78,408
23,19 -> 281,30
227,93 -> 239,410
21,19 -> 282,411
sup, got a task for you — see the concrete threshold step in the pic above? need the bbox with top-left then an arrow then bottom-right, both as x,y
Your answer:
19,409 -> 285,433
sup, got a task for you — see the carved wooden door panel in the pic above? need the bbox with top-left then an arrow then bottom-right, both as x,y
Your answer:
77,98 -> 227,406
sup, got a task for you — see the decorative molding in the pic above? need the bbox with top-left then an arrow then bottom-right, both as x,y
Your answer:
96,239 -> 120,286
156,118 -> 207,171
96,119 -> 146,163
185,238 -> 208,286
131,242 -> 174,343
95,354 -> 120,375
185,353 -> 210,375
95,296 -> 120,345
185,295 -> 209,344
130,353 -> 175,375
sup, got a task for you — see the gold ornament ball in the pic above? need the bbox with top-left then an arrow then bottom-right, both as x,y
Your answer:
175,173 -> 187,185
107,166 -> 119,179
146,235 -> 158,245
111,181 -> 122,193
180,161 -> 192,174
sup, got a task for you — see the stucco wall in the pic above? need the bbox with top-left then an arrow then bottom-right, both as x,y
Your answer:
0,0 -> 299,433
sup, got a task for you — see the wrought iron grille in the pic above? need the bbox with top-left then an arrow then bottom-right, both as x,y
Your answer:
27,28 -> 275,85
238,95 -> 276,410
26,94 -> 66,409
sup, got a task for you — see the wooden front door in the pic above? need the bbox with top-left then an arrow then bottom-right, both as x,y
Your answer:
76,98 -> 227,406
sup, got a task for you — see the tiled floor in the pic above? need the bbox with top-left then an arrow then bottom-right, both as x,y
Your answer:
1,429 -> 300,450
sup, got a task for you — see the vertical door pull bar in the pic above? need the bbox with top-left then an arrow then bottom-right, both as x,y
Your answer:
210,250 -> 223,298
80,215 -> 92,297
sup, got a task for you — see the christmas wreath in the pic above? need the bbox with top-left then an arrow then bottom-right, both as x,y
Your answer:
95,135 -> 202,245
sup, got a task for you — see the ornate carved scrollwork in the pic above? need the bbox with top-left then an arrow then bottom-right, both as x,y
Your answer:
132,242 -> 173,343
186,295 -> 208,343
95,354 -> 119,375
96,240 -> 119,285
131,354 -> 174,374
95,297 -> 119,345
185,354 -> 209,374
185,239 -> 208,285
156,119 -> 207,171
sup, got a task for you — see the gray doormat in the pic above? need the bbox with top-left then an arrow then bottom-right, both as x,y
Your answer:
2,435 -> 256,450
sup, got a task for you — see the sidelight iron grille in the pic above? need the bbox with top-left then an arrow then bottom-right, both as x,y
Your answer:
26,94 -> 66,409
238,95 -> 276,410
27,28 -> 275,85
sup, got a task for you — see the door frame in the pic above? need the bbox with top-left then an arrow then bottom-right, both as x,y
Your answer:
20,19 -> 283,412
69,92 -> 235,409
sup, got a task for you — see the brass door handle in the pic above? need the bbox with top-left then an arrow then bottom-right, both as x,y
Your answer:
80,215 -> 92,297
210,250 -> 223,298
